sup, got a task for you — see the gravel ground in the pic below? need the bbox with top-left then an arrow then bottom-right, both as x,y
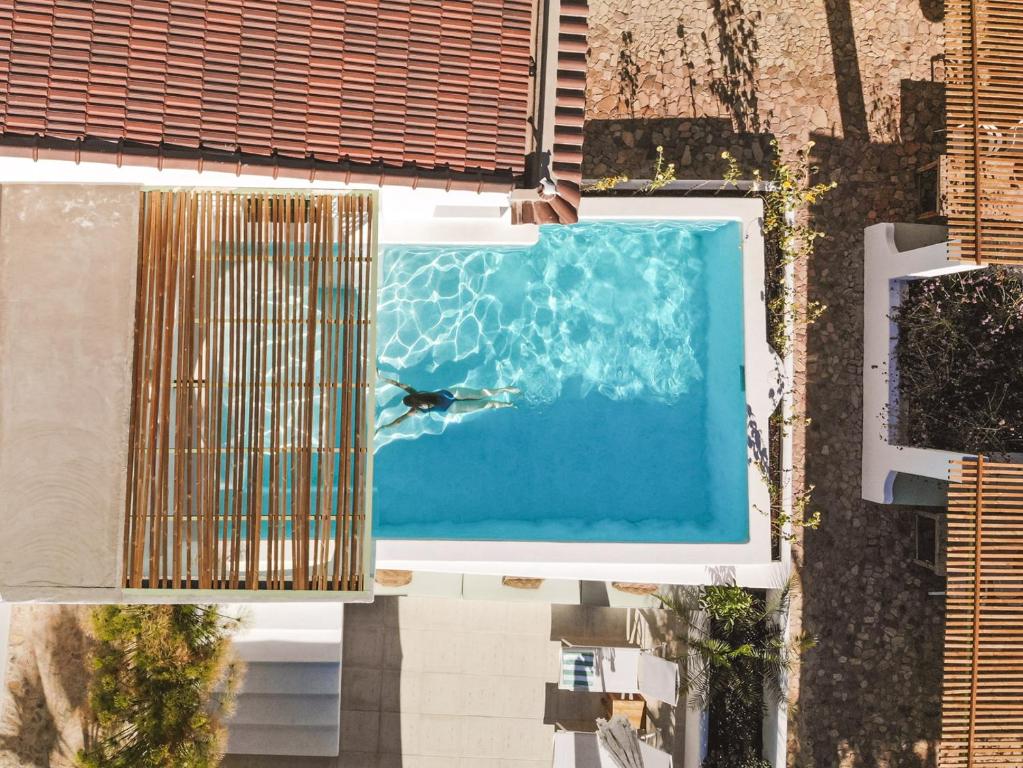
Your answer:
585,0 -> 948,765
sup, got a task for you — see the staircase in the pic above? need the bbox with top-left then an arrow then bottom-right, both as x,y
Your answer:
221,603 -> 343,757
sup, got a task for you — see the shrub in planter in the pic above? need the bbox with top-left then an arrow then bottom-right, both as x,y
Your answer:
896,267 -> 1023,454
77,604 -> 241,768
658,585 -> 814,768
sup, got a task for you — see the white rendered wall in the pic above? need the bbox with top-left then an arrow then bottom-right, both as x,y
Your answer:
0,156 -> 539,247
861,223 -> 981,504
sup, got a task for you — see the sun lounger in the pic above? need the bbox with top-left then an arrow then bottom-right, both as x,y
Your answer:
559,644 -> 680,705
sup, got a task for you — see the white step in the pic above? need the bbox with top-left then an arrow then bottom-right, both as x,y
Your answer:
224,603 -> 344,633
228,693 -> 339,728
234,662 -> 340,696
225,723 -> 340,757
232,629 -> 342,663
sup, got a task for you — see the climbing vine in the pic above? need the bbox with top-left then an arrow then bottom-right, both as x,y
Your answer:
722,140 -> 836,357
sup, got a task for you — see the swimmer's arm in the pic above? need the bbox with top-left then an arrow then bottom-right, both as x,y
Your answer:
380,377 -> 417,394
377,409 -> 415,433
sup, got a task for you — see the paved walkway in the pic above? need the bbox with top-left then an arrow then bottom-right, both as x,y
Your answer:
337,596 -> 560,768
223,596 -> 563,768
585,1 -> 947,766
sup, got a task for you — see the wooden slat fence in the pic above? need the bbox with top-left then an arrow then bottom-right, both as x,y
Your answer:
942,456 -> 1023,766
123,190 -> 376,591
945,0 -> 1023,264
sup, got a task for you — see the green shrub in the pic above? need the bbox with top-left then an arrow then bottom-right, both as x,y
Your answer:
659,584 -> 814,768
896,266 -> 1023,454
77,605 -> 241,768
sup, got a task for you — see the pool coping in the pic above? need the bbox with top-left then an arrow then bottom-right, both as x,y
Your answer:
375,195 -> 788,588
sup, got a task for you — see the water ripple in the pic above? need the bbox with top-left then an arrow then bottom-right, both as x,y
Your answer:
374,221 -> 723,448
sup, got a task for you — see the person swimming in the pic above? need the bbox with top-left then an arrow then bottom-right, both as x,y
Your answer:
377,377 -> 520,432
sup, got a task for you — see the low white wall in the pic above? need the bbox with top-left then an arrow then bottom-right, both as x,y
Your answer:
0,156 -> 539,247
860,223 -> 981,503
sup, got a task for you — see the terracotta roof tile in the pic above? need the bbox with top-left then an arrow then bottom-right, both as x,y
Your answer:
0,0 -> 538,183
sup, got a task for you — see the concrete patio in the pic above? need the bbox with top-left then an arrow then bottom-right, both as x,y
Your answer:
220,594 -> 686,768
224,595 -> 562,768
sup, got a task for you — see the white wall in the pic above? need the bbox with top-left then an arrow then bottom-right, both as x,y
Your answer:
860,223 -> 981,504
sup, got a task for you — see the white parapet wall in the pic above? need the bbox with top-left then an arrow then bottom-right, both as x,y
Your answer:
0,155 -> 539,247
861,222 -> 982,504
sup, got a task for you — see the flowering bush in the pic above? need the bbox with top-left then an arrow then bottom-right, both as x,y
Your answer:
895,267 -> 1023,454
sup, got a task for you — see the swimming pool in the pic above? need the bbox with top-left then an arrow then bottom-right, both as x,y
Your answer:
371,218 -> 751,544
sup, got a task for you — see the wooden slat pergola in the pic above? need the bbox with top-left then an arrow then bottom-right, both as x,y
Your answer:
945,0 -> 1023,264
123,190 -> 377,592
941,457 -> 1023,766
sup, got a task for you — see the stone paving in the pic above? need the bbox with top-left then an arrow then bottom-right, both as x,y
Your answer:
585,0 -> 948,766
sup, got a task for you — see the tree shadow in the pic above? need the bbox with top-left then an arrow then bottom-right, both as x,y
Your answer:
47,608 -> 92,714
919,0 -> 944,22
0,606 -> 94,767
675,18 -> 700,116
48,606 -> 95,753
704,0 -> 762,132
617,31 -> 641,117
793,69 -> 947,768
0,650 -> 60,767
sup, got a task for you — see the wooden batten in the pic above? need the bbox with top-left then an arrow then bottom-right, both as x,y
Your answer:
123,190 -> 376,592
941,456 -> 1023,766
944,0 -> 1023,264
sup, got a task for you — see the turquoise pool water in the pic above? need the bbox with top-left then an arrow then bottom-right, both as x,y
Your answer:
371,220 -> 750,543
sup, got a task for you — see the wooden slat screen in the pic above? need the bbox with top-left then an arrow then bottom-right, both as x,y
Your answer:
945,0 -> 1023,264
942,457 -> 1023,766
124,190 -> 376,592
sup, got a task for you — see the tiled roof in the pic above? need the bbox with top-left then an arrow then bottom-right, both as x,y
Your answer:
0,0 -> 537,189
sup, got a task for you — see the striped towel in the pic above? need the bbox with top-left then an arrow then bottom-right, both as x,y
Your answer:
561,649 -> 599,690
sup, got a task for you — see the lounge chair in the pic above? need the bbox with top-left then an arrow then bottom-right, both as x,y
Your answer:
553,730 -> 673,768
559,644 -> 681,705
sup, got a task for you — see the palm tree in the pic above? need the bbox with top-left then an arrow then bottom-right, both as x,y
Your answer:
77,604 -> 242,768
658,582 -> 813,709
657,583 -> 815,768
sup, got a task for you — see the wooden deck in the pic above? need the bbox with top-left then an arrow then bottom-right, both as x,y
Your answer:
941,457 -> 1023,766
123,190 -> 376,592
945,0 -> 1023,264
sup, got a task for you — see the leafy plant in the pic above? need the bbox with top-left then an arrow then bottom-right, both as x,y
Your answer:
758,465 -> 821,543
77,605 -> 242,768
659,583 -> 814,708
700,584 -> 755,633
658,583 -> 816,768
722,140 -> 836,356
895,266 -> 1023,454
644,145 -> 677,193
